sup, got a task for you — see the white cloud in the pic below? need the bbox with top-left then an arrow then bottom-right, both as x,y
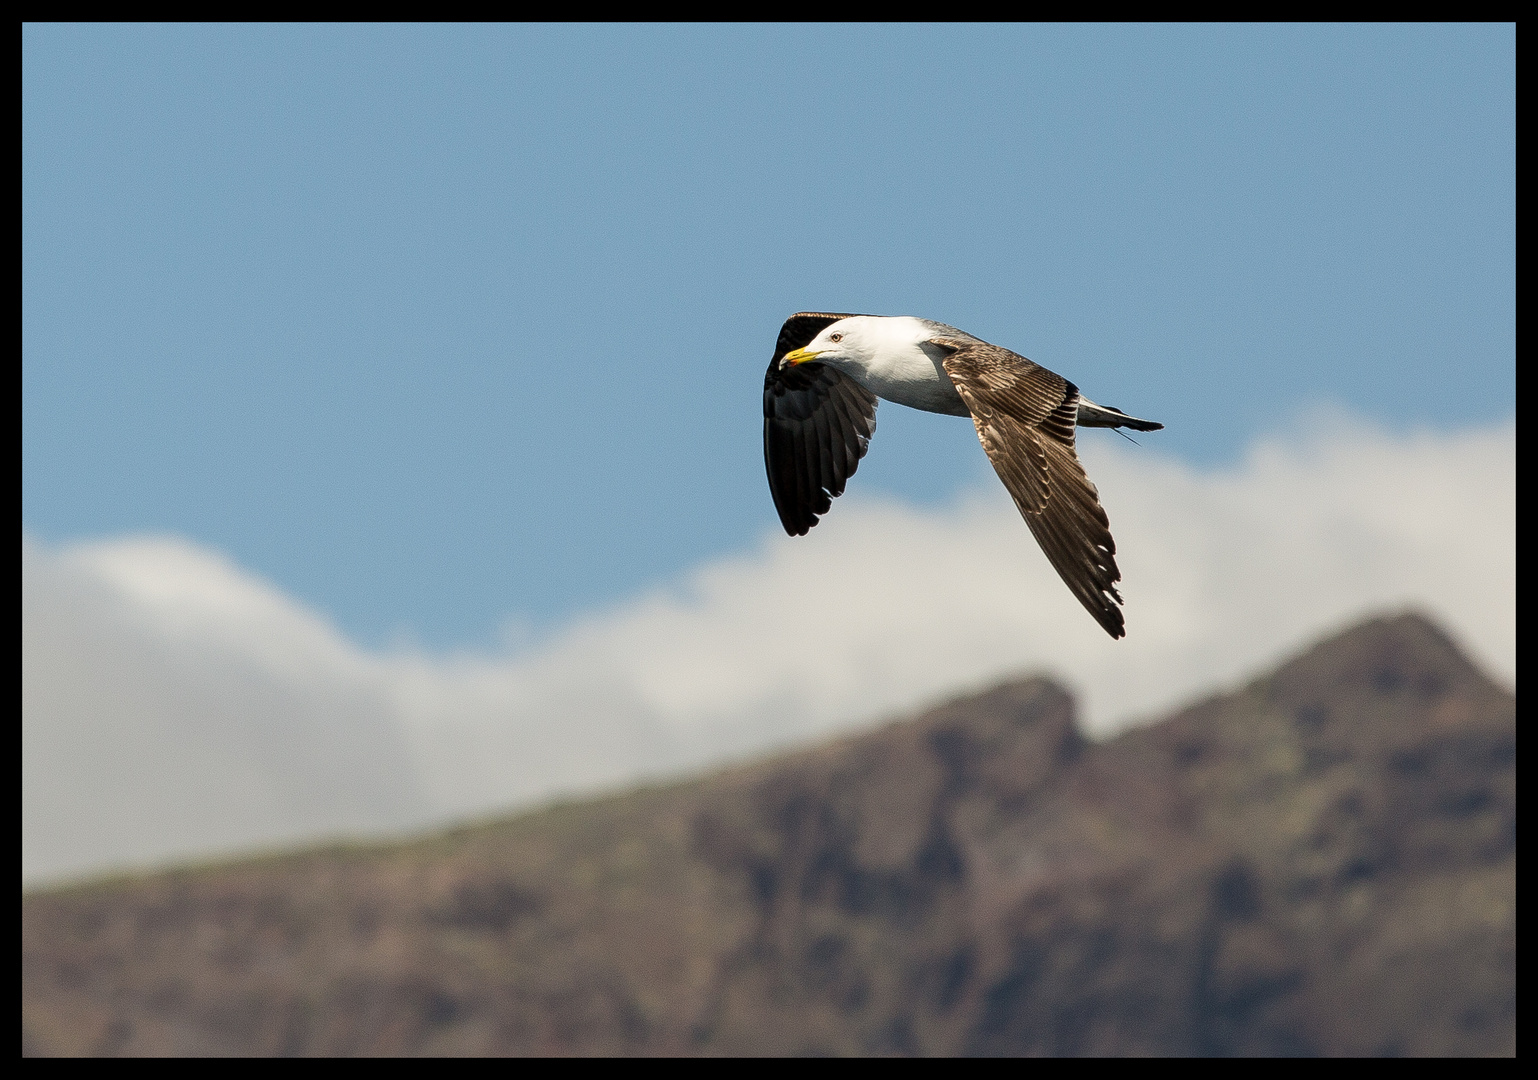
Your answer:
22,412 -> 1514,885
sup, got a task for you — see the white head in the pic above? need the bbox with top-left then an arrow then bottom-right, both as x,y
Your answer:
778,316 -> 932,375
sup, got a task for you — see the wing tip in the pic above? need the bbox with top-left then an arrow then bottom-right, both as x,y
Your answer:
1092,604 -> 1127,639
1085,593 -> 1126,639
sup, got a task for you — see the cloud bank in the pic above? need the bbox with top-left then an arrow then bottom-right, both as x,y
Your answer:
23,413 -> 1514,885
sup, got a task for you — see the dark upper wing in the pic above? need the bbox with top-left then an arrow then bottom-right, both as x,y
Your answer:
936,339 -> 1127,639
763,312 -> 878,536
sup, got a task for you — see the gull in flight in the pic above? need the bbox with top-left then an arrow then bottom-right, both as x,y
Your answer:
763,313 -> 1163,639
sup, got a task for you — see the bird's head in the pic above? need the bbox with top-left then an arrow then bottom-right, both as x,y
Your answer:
779,316 -> 874,371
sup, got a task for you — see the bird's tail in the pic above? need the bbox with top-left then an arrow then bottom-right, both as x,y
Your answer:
1076,396 -> 1164,432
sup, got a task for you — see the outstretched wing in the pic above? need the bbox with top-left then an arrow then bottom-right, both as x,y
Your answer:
763,312 -> 878,536
936,339 -> 1127,639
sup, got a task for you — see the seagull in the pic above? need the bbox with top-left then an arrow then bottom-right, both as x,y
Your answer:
763,312 -> 1163,639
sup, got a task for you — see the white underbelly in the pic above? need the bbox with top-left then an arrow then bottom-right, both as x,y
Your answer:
862,365 -> 972,417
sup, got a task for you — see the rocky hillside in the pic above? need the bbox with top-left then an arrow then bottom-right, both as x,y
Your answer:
22,613 -> 1515,1056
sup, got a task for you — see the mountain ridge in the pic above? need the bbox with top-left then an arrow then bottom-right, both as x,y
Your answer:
22,611 -> 1515,1056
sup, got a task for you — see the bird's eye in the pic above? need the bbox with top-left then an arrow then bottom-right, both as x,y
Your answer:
830,333 -> 843,342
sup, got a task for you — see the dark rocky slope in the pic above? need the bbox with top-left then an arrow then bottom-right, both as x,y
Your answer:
22,613 -> 1515,1056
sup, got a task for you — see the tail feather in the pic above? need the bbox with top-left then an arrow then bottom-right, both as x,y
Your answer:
1076,396 -> 1164,432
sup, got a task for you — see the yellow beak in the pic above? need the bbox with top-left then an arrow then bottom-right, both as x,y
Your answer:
781,347 -> 823,366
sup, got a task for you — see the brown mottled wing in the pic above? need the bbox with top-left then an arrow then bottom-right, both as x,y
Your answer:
763,312 -> 878,536
937,340 -> 1127,639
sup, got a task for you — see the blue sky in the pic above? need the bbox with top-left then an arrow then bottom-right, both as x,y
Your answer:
23,24 -> 1514,648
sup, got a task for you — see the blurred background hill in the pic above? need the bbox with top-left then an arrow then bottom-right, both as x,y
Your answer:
22,612 -> 1514,1056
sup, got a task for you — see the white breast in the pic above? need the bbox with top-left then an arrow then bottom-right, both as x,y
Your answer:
846,317 -> 972,417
